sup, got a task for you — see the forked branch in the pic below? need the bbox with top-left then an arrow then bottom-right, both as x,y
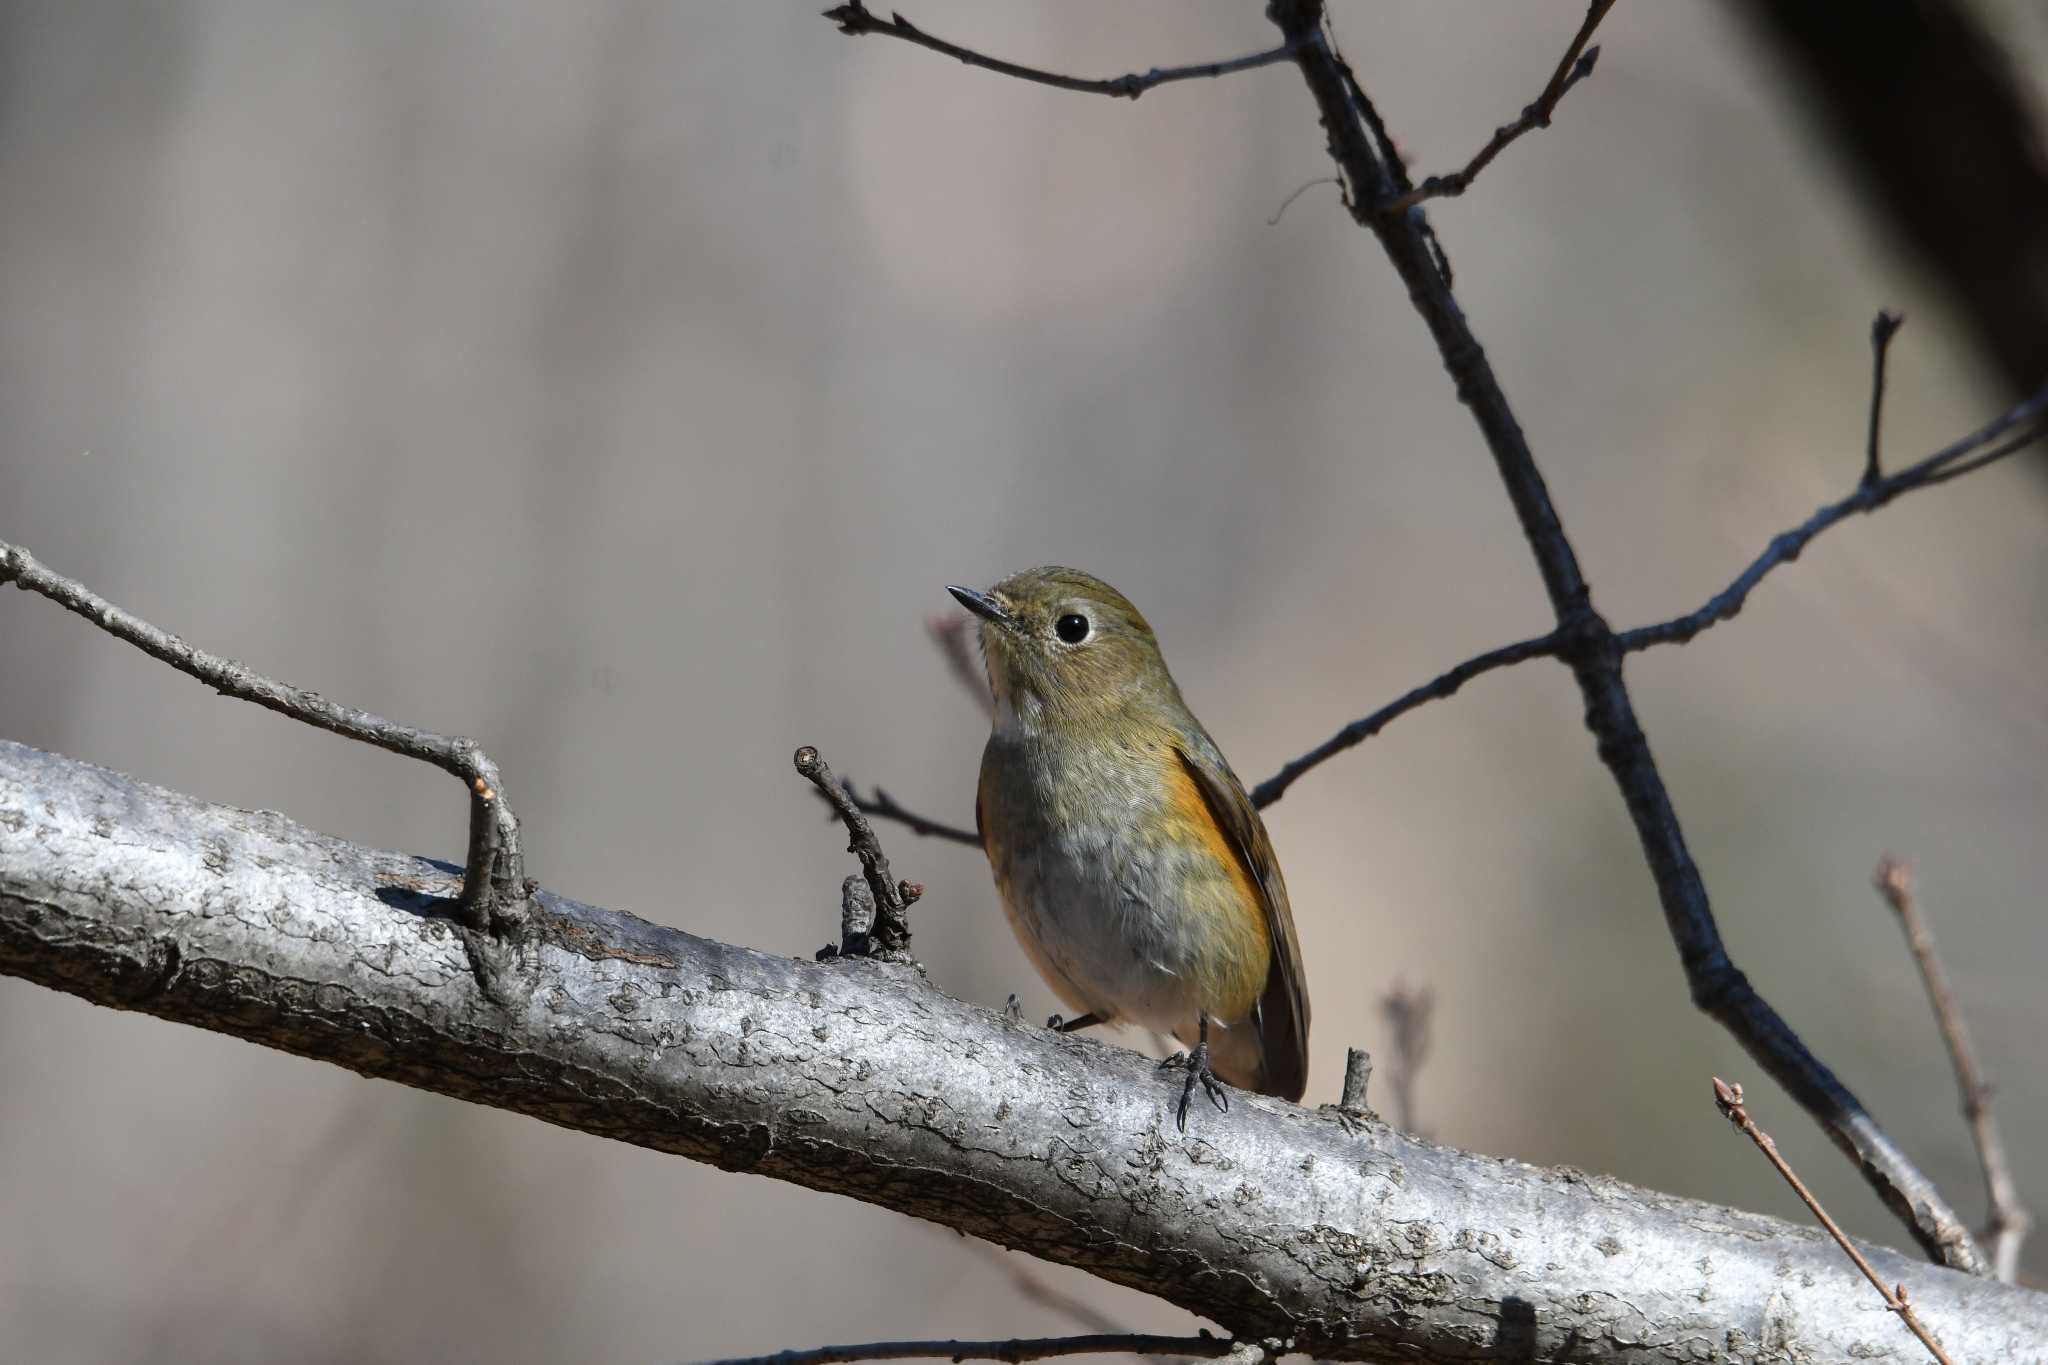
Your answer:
1618,378 -> 2048,654
1262,0 -> 1986,1271
1380,0 -> 1617,213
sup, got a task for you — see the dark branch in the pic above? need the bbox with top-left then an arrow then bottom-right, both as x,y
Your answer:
829,779 -> 980,848
794,746 -> 918,957
0,540 -> 524,935
1714,1079 -> 1958,1364
1249,630 -> 1563,809
823,3 -> 1299,101
1865,310 -> 1906,485
1876,858 -> 2034,1284
1616,383 -> 2048,654
1263,0 -> 1988,1272
1381,0 -> 1616,214
695,1334 -> 1255,1365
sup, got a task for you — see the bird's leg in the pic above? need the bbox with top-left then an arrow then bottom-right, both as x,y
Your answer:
1048,1011 -> 1104,1033
1159,1013 -> 1229,1131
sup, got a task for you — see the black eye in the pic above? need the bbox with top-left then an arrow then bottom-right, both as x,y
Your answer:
1054,613 -> 1090,644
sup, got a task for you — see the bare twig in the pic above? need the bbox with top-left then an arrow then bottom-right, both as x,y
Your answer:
929,611 -> 993,715
0,539 -> 524,934
1249,630 -> 1564,809
1267,177 -> 1340,226
794,746 -> 919,957
1380,0 -> 1616,213
1617,383 -> 2048,655
1713,1078 -> 1956,1364
824,2 -> 1299,101
1876,857 -> 2033,1282
693,1335 -> 1261,1365
1339,1047 -> 1373,1113
1381,983 -> 1433,1135
831,778 -> 980,847
1261,0 -> 1987,1271
1865,311 -> 1906,486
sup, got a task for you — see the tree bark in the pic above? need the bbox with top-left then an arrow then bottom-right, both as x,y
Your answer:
2,738 -> 2041,1362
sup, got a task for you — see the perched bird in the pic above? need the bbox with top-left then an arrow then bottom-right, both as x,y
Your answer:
950,567 -> 1310,1126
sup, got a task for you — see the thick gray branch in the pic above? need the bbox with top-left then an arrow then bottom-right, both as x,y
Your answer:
3,739 -> 2043,1362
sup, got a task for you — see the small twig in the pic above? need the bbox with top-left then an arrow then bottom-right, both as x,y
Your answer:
1381,983 -> 1433,1134
794,746 -> 919,958
1618,382 -> 2048,654
1266,177 -> 1340,226
0,540 -> 524,933
1380,0 -> 1616,213
1712,1078 -> 1955,1364
829,778 -> 980,847
1876,857 -> 2032,1282
694,1335 -> 1263,1365
1249,630 -> 1563,809
825,2 -> 1300,101
1864,311 -> 1906,486
929,611 -> 993,715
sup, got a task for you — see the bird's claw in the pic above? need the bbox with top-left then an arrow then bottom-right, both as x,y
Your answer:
1160,1041 -> 1229,1131
1004,994 -> 1024,1024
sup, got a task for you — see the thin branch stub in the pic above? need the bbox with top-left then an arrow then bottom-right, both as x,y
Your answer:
1865,310 -> 1906,486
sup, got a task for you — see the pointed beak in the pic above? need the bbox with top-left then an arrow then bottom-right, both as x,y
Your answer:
947,584 -> 1012,629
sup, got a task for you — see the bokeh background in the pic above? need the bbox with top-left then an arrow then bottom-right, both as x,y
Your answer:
3,4 -> 2045,1361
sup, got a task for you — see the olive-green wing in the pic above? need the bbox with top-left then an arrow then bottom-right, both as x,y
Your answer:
1174,740 -> 1311,1102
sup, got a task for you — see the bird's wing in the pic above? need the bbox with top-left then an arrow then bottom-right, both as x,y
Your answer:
1174,738 -> 1311,1102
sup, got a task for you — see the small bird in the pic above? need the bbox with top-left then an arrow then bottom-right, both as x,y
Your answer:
949,567 -> 1310,1126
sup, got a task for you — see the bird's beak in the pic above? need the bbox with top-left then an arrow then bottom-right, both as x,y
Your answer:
947,584 -> 1012,629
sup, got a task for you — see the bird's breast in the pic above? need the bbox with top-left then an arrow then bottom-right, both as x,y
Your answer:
978,731 -> 1268,1029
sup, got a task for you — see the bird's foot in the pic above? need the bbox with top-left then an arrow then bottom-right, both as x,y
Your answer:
1159,1035 -> 1229,1131
1049,1011 -> 1103,1034
1004,994 -> 1024,1024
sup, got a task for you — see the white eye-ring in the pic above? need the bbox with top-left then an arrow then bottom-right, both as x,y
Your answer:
1054,612 -> 1091,644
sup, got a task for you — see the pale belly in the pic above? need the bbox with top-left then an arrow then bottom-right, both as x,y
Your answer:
1000,816 -> 1212,1036
978,733 -> 1268,1056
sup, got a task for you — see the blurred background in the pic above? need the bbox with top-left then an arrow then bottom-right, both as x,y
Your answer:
3,3 -> 2045,1361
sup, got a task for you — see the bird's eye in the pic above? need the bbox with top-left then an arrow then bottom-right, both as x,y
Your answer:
1054,613 -> 1091,644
